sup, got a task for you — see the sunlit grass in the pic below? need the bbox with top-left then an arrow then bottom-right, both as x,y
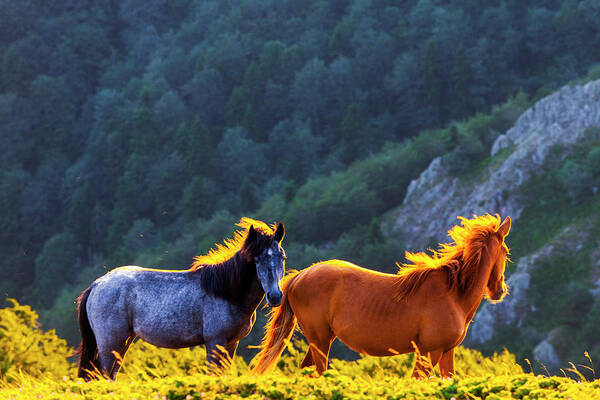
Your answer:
5,372 -> 600,400
1,300 -> 599,399
2,341 -> 600,399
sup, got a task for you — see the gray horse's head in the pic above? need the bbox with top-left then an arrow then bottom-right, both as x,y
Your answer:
245,222 -> 286,306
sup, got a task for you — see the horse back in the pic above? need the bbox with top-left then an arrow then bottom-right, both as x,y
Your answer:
85,267 -> 208,346
287,260 -> 401,325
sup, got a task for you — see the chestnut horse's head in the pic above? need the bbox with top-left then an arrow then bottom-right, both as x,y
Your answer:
398,214 -> 513,304
486,216 -> 511,303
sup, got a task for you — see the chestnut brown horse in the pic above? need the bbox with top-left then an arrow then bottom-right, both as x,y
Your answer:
251,214 -> 511,378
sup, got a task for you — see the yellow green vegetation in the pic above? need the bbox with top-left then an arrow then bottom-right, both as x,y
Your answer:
1,300 -> 599,399
0,300 -> 73,382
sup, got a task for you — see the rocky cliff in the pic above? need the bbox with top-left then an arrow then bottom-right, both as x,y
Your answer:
388,80 -> 600,252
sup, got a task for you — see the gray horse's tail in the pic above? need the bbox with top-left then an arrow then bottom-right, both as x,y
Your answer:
75,285 -> 98,381
250,270 -> 300,374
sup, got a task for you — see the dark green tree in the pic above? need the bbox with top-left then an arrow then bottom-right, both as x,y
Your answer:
147,152 -> 186,226
1,47 -> 32,93
28,233 -> 80,307
174,116 -> 217,175
239,178 -> 259,212
67,183 -> 94,251
130,107 -> 159,155
225,86 -> 247,127
339,103 -> 367,162
451,45 -> 473,119
180,177 -> 216,222
421,39 -> 445,125
29,75 -> 77,161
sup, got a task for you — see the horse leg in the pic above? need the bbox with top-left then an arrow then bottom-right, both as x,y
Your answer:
108,335 -> 135,380
439,348 -> 455,378
298,321 -> 314,369
300,349 -> 313,369
96,332 -> 132,380
225,340 -> 239,359
302,326 -> 334,375
411,349 -> 443,379
206,339 -> 235,373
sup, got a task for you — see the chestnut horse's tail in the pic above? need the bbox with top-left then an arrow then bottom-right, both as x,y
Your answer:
251,271 -> 301,374
74,284 -> 98,381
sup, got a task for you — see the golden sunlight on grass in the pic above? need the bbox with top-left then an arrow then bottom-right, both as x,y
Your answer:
2,341 -> 600,400
1,301 -> 599,399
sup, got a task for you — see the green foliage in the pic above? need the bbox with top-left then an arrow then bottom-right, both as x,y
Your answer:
443,92 -> 530,175
1,46 -> 32,94
557,160 -> 593,201
583,63 -> 600,83
451,45 -> 473,119
555,130 -> 600,203
285,176 -> 382,243
0,299 -> 73,384
39,285 -> 85,345
315,221 -> 404,274
578,299 -> 600,362
180,177 -> 217,221
28,233 -> 80,307
421,39 -> 445,124
528,256 -> 591,333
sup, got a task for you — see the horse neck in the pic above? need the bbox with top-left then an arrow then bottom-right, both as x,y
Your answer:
230,252 -> 265,312
455,250 -> 494,318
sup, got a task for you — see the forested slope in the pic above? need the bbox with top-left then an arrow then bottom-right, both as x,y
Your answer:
2,0 -> 600,364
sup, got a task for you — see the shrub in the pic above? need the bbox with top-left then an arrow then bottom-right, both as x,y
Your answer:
443,92 -> 529,175
285,176 -> 382,243
583,63 -> 600,83
0,299 -> 73,383
557,160 -> 593,202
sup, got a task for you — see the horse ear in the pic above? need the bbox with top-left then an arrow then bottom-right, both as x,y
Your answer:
497,216 -> 511,239
274,222 -> 285,242
245,225 -> 257,245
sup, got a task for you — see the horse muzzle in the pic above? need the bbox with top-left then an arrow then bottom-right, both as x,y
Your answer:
489,281 -> 509,303
490,290 -> 503,301
266,291 -> 282,307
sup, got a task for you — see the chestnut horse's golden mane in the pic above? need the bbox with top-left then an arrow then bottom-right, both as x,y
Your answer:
395,214 -> 504,301
190,217 -> 276,269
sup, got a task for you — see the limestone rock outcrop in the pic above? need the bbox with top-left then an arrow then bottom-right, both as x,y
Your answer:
387,80 -> 600,252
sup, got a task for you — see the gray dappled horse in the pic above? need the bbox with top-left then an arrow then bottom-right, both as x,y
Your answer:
76,218 -> 286,380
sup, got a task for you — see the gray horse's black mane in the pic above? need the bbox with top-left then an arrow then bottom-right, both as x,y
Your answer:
195,228 -> 275,305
